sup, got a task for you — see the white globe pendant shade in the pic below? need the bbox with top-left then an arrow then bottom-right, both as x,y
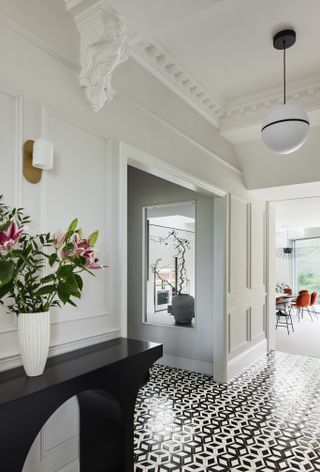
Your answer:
261,104 -> 310,154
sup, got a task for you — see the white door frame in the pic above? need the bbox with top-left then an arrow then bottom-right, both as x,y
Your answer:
114,140 -> 228,379
266,202 -> 276,351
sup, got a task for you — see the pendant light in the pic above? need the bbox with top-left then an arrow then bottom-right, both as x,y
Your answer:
261,29 -> 310,154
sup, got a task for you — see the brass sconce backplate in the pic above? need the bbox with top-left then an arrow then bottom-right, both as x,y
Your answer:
23,140 -> 42,184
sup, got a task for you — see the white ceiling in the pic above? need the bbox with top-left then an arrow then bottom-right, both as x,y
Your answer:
164,0 -> 320,106
275,197 -> 320,231
104,0 -> 221,36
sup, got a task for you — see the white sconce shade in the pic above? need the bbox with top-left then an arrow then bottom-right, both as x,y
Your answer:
261,104 -> 310,154
32,139 -> 54,170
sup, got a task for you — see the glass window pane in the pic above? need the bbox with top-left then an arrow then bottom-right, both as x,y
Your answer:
295,238 -> 320,293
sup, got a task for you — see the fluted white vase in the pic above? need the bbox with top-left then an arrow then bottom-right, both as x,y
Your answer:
18,311 -> 50,377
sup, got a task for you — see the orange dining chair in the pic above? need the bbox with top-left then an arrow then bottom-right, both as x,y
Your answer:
283,287 -> 293,295
291,292 -> 312,321
299,289 -> 309,294
310,292 -> 318,319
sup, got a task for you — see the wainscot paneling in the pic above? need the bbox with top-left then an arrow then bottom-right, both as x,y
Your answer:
43,108 -> 111,324
228,194 -> 248,293
251,304 -> 265,342
228,308 -> 249,355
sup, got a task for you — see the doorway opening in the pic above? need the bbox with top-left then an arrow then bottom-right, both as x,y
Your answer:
274,197 -> 320,357
120,142 -> 226,378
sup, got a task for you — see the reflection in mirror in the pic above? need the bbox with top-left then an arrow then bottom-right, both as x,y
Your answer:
144,201 -> 195,327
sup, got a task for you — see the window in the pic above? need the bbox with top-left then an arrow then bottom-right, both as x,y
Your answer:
294,238 -> 320,293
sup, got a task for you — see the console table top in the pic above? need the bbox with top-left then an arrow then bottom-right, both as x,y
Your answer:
0,337 -> 162,407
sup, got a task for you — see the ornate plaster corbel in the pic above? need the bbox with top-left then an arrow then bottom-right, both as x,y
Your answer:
67,2 -> 130,111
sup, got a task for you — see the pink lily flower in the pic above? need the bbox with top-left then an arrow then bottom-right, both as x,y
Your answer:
0,221 -> 24,252
73,234 -> 107,269
86,252 -> 108,269
53,230 -> 66,249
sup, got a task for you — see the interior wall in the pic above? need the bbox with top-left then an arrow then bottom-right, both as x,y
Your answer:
127,166 -> 214,374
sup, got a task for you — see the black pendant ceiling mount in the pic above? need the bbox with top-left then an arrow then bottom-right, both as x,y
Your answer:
273,29 -> 296,50
261,28 -> 310,154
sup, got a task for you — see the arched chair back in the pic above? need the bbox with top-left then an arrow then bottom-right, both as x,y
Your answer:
283,288 -> 293,295
295,292 -> 311,308
293,292 -> 313,322
310,292 -> 318,306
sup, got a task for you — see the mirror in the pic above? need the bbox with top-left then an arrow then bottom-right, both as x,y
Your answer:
143,201 -> 195,327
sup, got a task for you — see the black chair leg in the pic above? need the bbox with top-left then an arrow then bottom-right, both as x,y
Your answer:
289,313 -> 294,332
307,308 -> 313,321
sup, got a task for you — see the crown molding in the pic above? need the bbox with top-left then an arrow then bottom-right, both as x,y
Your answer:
131,36 -> 224,128
221,80 -> 320,129
220,78 -> 320,142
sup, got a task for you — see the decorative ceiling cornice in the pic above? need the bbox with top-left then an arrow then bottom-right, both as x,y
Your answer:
220,80 -> 320,134
131,37 -> 224,128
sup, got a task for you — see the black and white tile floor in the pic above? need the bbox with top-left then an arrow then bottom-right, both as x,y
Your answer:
134,352 -> 320,471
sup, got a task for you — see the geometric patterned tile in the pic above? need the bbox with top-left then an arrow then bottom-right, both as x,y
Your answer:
134,351 -> 320,471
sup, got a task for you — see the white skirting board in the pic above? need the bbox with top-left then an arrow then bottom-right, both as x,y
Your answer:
227,338 -> 267,380
157,353 -> 213,376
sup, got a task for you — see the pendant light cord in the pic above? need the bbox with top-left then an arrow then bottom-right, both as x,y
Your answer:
283,39 -> 286,104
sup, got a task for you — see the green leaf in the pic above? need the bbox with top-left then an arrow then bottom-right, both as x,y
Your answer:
40,274 -> 55,284
0,220 -> 10,232
66,273 -> 78,290
35,285 -> 56,296
0,261 -> 15,287
0,283 -> 11,300
67,298 -> 77,307
67,218 -> 78,235
57,283 -> 70,304
49,253 -> 58,267
69,288 -> 81,298
57,264 -> 74,279
88,230 -> 99,246
74,274 -> 83,291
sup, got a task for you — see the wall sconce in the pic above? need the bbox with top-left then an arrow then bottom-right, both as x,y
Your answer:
23,139 -> 54,184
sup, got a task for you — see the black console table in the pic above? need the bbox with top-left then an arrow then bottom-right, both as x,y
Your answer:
0,337 -> 162,472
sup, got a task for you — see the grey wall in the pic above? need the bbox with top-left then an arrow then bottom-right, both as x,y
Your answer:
128,166 -> 214,372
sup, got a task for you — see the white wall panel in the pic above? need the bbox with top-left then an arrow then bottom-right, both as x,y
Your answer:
251,304 -> 265,341
228,195 -> 248,293
228,308 -> 248,354
251,205 -> 264,290
45,111 -> 111,323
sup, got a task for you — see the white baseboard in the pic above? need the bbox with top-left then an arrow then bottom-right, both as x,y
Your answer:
227,338 -> 267,380
0,329 -> 121,372
158,353 -> 213,375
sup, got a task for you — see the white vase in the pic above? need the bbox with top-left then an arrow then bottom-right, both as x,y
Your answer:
18,311 -> 50,377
